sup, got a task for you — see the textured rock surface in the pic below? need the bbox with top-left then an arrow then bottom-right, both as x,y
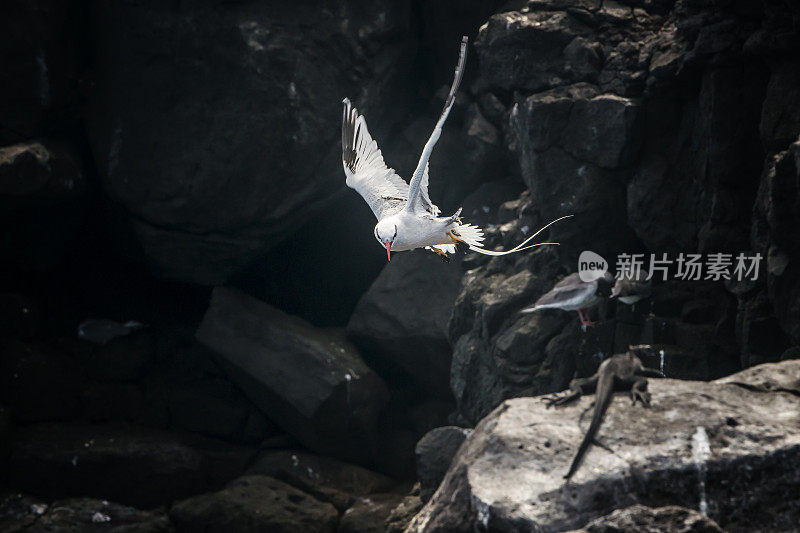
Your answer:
448,239 -> 577,424
408,360 -> 800,532
0,406 -> 10,476
0,141 -> 84,205
196,287 -> 388,464
511,86 -> 643,264
8,422 -> 255,507
0,493 -> 172,532
84,1 -> 415,284
566,504 -> 723,533
415,426 -> 470,502
0,140 -> 86,270
0,339 -> 85,422
385,484 -> 423,533
170,475 -> 338,533
348,250 -> 463,396
246,450 -> 396,511
445,0 -> 800,424
748,138 -> 800,355
339,493 -> 406,533
0,1 -> 80,144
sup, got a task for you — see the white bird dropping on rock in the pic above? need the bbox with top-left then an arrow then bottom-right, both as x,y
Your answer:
692,426 -> 711,515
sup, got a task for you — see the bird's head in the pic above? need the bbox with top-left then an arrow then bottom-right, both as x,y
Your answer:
374,220 -> 398,262
595,271 -> 615,297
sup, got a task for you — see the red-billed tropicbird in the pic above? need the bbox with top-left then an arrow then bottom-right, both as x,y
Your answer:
342,36 -> 570,262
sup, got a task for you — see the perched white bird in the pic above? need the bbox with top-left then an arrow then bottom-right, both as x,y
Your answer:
342,36 -> 569,261
521,272 -> 615,327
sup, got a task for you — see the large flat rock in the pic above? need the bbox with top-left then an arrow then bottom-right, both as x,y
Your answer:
347,250 -> 463,396
246,450 -> 397,511
407,360 -> 800,532
196,287 -> 388,464
8,422 -> 255,508
170,475 -> 338,533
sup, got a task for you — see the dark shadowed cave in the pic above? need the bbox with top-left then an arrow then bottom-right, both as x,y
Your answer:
2,1 -> 800,532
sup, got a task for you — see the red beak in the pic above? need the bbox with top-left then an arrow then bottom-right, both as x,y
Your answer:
385,241 -> 392,262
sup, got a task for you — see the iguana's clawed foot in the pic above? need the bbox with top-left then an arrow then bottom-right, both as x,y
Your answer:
543,391 -> 579,408
630,388 -> 651,406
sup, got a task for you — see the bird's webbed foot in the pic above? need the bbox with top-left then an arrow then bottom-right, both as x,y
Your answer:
430,247 -> 450,262
577,309 -> 597,327
448,230 -> 469,253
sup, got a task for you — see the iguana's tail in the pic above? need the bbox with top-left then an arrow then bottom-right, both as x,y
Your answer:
565,370 -> 615,479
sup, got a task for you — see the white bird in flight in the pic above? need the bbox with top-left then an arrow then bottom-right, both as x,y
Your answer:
342,36 -> 570,262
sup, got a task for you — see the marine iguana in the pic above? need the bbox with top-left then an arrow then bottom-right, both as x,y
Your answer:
545,345 -> 665,479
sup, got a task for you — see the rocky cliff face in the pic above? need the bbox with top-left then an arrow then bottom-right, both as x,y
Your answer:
2,0 -> 799,531
448,0 -> 800,423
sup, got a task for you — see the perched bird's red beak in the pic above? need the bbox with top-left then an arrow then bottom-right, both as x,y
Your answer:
385,241 -> 392,262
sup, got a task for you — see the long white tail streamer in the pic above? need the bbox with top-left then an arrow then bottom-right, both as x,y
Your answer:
467,214 -> 574,256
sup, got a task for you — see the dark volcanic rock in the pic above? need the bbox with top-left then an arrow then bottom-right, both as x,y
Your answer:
760,61 -> 800,152
448,239 -> 577,424
167,377 -> 251,441
246,450 -> 397,511
339,493 -> 405,533
610,280 -> 741,381
0,493 -> 40,533
196,287 -> 388,464
0,1 -> 80,144
385,483 -> 423,533
0,141 -> 84,206
170,475 -> 338,533
84,1 -> 415,284
0,140 -> 86,270
0,293 -> 41,340
0,339 -> 84,422
511,85 -> 644,266
567,504 -> 723,533
751,140 -> 800,348
449,0 -> 800,427
407,360 -> 800,532
0,494 -> 172,533
0,406 -> 10,480
629,66 -> 766,255
8,422 -> 255,508
347,250 -> 463,396
476,11 -> 597,94
79,331 -> 154,382
415,426 -> 471,502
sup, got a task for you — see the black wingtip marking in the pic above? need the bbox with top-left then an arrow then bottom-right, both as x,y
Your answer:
342,99 -> 359,173
441,36 -> 468,119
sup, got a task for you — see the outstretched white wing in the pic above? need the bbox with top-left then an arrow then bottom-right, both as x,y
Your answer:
405,36 -> 468,215
342,98 -> 409,221
419,163 -> 439,216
